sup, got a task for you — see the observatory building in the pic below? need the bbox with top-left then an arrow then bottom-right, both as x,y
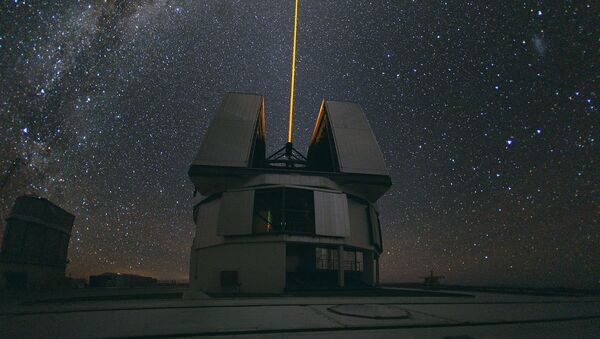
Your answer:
188,93 -> 391,294
0,196 -> 74,289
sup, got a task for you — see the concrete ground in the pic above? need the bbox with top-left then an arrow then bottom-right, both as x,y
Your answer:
1,287 -> 599,338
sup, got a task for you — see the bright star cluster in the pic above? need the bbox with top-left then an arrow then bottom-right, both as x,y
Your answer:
0,1 -> 597,287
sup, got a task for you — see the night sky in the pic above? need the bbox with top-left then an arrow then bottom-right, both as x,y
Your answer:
0,1 -> 598,288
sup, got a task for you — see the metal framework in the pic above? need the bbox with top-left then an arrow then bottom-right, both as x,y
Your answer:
266,142 -> 307,168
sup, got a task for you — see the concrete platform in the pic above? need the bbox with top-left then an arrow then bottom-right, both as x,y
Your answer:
1,287 -> 599,338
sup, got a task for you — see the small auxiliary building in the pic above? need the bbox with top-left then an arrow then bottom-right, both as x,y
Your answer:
188,93 -> 391,294
0,196 -> 74,289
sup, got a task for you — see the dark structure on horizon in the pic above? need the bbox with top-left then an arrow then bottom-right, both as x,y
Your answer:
0,196 -> 74,289
187,93 -> 391,294
89,272 -> 157,288
423,270 -> 445,286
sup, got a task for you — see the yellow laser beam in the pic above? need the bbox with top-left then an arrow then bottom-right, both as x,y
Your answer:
287,0 -> 299,143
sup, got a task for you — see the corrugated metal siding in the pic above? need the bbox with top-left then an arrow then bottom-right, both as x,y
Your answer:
314,191 -> 350,237
193,93 -> 263,167
216,190 -> 254,236
325,101 -> 388,176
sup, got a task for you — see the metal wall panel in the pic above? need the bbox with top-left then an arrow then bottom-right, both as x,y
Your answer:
217,190 -> 254,236
193,93 -> 263,167
346,198 -> 372,249
368,206 -> 382,250
314,191 -> 350,237
325,101 -> 388,176
193,198 -> 222,248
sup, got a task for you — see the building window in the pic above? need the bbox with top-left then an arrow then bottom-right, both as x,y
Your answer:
253,188 -> 315,234
315,247 -> 338,270
315,247 -> 363,272
344,250 -> 363,272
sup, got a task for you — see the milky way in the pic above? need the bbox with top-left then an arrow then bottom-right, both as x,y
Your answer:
0,1 -> 597,287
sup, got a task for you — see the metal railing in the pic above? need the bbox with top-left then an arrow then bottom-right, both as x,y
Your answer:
315,259 -> 362,272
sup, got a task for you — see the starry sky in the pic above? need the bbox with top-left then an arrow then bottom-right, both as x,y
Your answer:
0,1 -> 598,288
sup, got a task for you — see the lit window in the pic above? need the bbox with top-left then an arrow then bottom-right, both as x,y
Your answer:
252,188 -> 315,234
